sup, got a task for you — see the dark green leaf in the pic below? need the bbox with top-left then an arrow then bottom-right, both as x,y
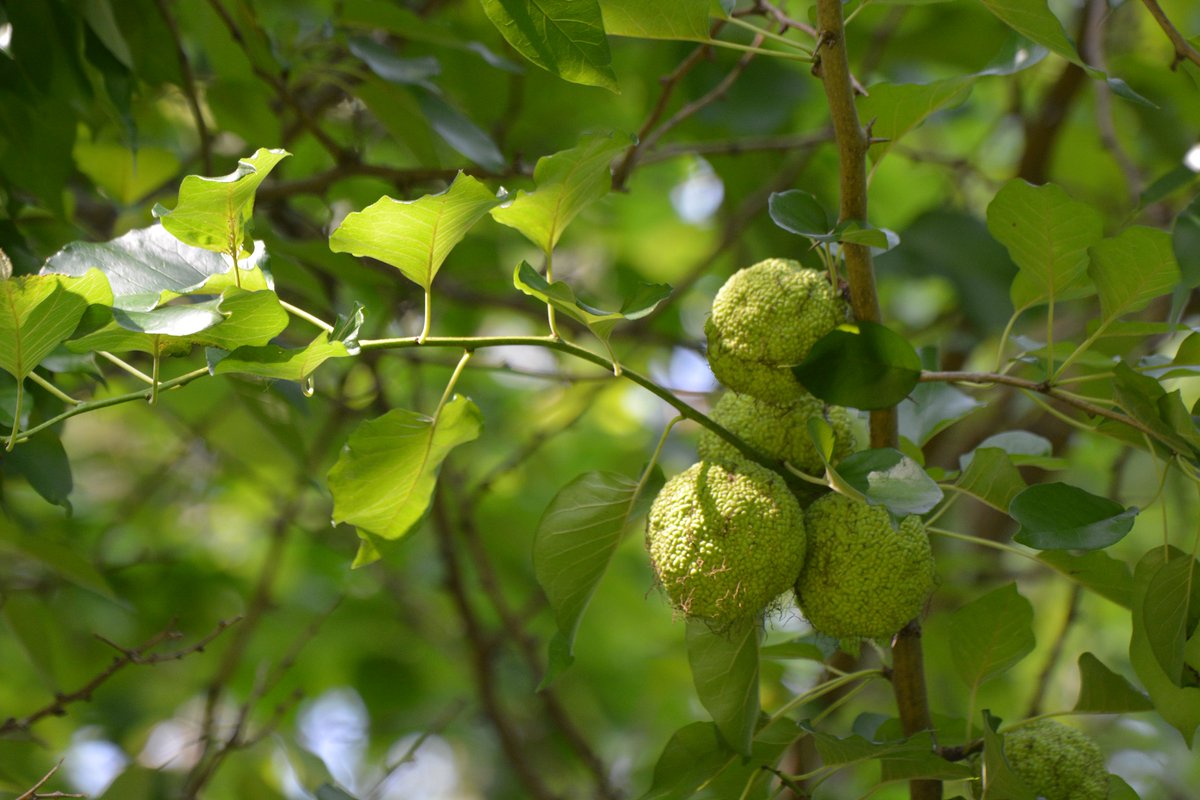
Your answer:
760,634 -> 837,661
492,132 -> 633,252
329,173 -> 505,291
767,190 -> 832,239
349,36 -> 439,85
532,469 -> 663,675
960,430 -> 1062,470
478,0 -> 618,91
793,322 -> 922,411
949,584 -> 1035,689
5,428 -> 72,510
416,89 -> 507,172
1173,194 -> 1200,289
900,349 -> 984,445
1009,482 -> 1138,551
986,179 -> 1103,310
328,395 -> 483,565
830,448 -> 943,516
153,148 -> 290,256
1112,361 -> 1197,455
1074,652 -> 1153,713
685,616 -> 760,756
879,732 -> 974,781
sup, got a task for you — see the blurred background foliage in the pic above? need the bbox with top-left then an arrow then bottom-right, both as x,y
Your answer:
0,0 -> 1199,797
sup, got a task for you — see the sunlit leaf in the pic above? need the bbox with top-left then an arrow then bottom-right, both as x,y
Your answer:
0,272 -> 109,382
153,148 -> 290,257
479,0 -> 617,91
328,395 -> 483,565
599,0 -> 709,40
1088,227 -> 1180,328
830,448 -> 943,516
492,132 -> 633,252
210,333 -> 353,382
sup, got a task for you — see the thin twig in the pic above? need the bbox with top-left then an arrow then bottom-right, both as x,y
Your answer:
154,0 -> 212,173
1140,0 -> 1200,69
15,761 -> 85,800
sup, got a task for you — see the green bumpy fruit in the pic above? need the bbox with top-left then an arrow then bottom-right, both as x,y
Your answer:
646,461 -> 806,624
705,258 -> 848,404
698,391 -> 856,476
1003,720 -> 1108,800
794,493 -> 934,640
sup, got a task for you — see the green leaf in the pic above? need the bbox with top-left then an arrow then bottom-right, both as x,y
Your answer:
1112,361 -> 1198,456
478,0 -> 618,91
329,173 -> 504,291
1129,547 -> 1200,744
599,0 -> 709,40
960,430 -> 1063,470
348,36 -> 440,85
760,633 -> 837,661
43,223 -> 268,312
830,448 -> 943,516
986,179 -> 1104,309
491,132 -> 633,252
1038,550 -> 1133,608
532,469 -> 663,676
513,261 -> 670,368
639,717 -> 802,800
1074,652 -> 1153,713
1173,193 -> 1200,290
0,274 -> 104,382
685,616 -> 760,756
1088,227 -> 1181,326
793,322 -> 922,411
1108,775 -> 1142,800
1141,553 -> 1199,686
1009,482 -> 1138,551
193,289 -> 289,351
416,90 -> 507,172
328,395 -> 483,565
5,428 -> 72,510
900,349 -> 984,445
210,332 -> 353,382
949,584 -> 1036,689
980,711 -> 1037,800
768,191 -> 899,251
153,148 -> 290,256
879,734 -> 975,782
956,447 -> 1027,512
859,78 -> 973,161
976,0 -> 1081,68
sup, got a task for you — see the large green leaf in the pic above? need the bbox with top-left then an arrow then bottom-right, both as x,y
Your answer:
1038,549 -> 1133,608
43,223 -> 269,312
830,448 -> 943,516
986,180 -> 1103,309
328,395 -> 483,566
1141,553 -> 1199,686
949,584 -> 1035,689
0,272 -> 110,382
479,0 -> 617,91
980,712 -> 1037,800
1129,547 -> 1200,744
685,617 -> 760,757
416,90 -> 507,172
1074,652 -> 1153,713
210,332 -> 353,382
899,349 -> 984,445
492,132 -> 633,253
599,0 -> 709,40
1008,482 -> 1138,551
1112,361 -> 1200,457
768,191 -> 900,252
329,173 -> 504,292
512,260 -> 670,369
1088,226 -> 1180,327
153,148 -> 290,257
532,469 -> 663,677
793,322 -> 922,411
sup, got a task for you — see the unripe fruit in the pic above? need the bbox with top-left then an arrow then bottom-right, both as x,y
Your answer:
646,461 -> 806,624
1003,720 -> 1108,800
794,493 -> 934,640
705,258 -> 848,404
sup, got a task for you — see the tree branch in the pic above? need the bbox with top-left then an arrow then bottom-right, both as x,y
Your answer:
1140,0 -> 1200,69
814,3 -> 936,798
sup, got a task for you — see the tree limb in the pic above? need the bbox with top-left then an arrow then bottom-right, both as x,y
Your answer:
1140,0 -> 1200,69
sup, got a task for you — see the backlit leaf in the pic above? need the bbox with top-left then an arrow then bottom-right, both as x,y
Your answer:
479,0 -> 617,91
685,617 -> 760,756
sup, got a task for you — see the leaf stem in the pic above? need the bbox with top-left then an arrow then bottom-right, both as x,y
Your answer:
98,351 -> 155,384
432,350 -> 474,423
702,37 -> 814,61
27,372 -> 82,406
279,300 -> 335,333
419,290 -> 433,344
544,250 -> 560,340
6,378 -> 23,451
632,416 -> 683,505
722,16 -> 814,54
150,349 -> 162,405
